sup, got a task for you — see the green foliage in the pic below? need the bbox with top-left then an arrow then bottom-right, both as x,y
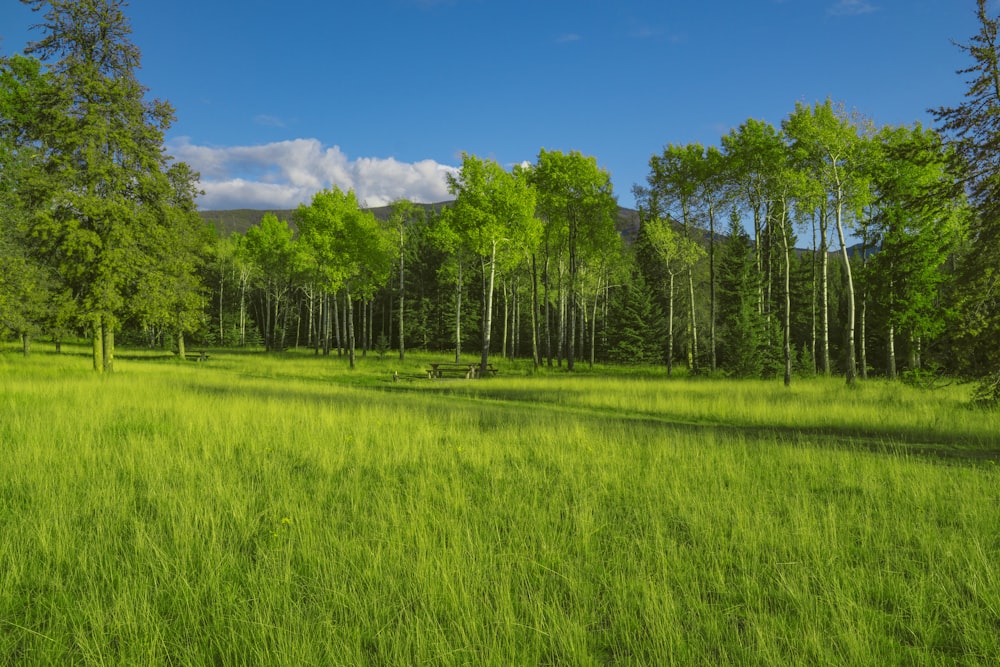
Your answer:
447,154 -> 538,367
606,267 -> 665,365
866,124 -> 965,351
2,0 -> 206,369
784,99 -> 869,383
532,148 -> 618,272
447,154 -> 539,264
717,215 -> 767,377
532,149 -> 620,369
241,213 -> 298,351
933,0 -> 1000,395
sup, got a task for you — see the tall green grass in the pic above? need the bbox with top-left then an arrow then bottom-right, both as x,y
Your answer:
1,345 -> 998,664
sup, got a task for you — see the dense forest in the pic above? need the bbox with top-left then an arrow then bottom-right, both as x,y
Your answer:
2,0 -> 1000,402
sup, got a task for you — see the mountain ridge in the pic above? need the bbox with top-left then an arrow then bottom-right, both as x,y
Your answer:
198,204 -> 863,256
199,201 -> 643,243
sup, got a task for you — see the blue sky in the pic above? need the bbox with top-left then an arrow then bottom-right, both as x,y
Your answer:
0,0 -> 987,211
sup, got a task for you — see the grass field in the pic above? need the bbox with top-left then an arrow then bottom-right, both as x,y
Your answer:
1,344 -> 998,665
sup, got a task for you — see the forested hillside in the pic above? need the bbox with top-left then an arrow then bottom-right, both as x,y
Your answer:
199,204 -> 643,243
2,0 -> 999,401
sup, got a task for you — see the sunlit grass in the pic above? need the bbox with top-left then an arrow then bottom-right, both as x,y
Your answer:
1,343 -> 998,664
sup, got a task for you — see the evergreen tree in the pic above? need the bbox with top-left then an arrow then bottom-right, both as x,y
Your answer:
717,213 -> 766,377
932,0 -> 1000,402
11,0 -> 202,372
607,264 -> 665,365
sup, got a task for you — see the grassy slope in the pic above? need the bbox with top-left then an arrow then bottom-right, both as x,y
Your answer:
1,345 -> 998,665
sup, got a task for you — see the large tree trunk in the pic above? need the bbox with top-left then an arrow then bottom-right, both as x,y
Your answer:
92,320 -> 104,373
835,197 -> 857,385
278,280 -> 290,351
568,223 -> 577,372
481,243 -> 498,375
709,204 -> 717,373
263,286 -> 272,351
667,270 -> 675,377
103,319 -> 115,374
330,292 -> 339,356
513,285 -> 520,358
811,214 -> 818,374
543,251 -> 552,367
531,254 -> 540,368
177,330 -> 186,360
501,281 -> 510,359
687,267 -> 698,372
859,229 -> 870,381
859,291 -> 868,380
337,289 -> 354,356
568,291 -> 576,371
218,269 -> 225,346
361,297 -> 368,358
347,288 -> 356,369
820,207 -> 831,376
782,211 -> 792,387
399,239 -> 406,361
590,277 -> 600,368
238,267 -> 249,347
557,285 -> 566,367
681,201 -> 699,373
455,260 -> 463,362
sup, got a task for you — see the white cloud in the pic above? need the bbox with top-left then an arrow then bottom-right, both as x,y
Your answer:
169,138 -> 458,210
828,0 -> 877,16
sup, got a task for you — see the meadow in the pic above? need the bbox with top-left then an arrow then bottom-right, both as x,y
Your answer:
1,344 -> 998,665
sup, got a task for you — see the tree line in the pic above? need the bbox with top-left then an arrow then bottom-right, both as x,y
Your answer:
2,0 -> 999,401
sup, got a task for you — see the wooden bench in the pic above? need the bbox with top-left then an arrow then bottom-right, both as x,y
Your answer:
427,362 -> 478,379
426,362 -> 498,379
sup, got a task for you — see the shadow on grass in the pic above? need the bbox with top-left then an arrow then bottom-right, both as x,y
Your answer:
183,375 -> 1000,467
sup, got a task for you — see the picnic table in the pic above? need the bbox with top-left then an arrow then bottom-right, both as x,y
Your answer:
426,362 -> 498,379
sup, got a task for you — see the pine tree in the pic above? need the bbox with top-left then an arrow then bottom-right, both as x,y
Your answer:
607,266 -> 665,365
717,214 -> 766,377
13,0 -> 201,371
932,0 -> 1000,402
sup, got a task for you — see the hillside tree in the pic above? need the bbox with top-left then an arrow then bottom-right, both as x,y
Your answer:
932,0 -> 1000,401
532,149 -> 618,370
13,0 -> 199,372
447,154 -> 538,374
784,100 -> 869,384
642,143 -> 707,372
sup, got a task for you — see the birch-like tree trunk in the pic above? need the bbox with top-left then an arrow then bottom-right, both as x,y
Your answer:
102,319 -> 115,374
834,186 -> 857,385
92,320 -> 103,373
708,204 -> 717,373
820,207 -> 831,376
781,209 -> 792,387
667,270 -> 676,377
455,260 -> 463,362
346,288 -> 356,369
480,241 -> 498,375
531,254 -> 541,368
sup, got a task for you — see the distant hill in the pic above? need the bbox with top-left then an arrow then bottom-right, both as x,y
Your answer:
200,201 -> 644,243
198,201 -> 452,237
198,203 -> 868,257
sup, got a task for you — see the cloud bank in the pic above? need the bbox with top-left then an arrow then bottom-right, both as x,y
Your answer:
169,138 -> 458,210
